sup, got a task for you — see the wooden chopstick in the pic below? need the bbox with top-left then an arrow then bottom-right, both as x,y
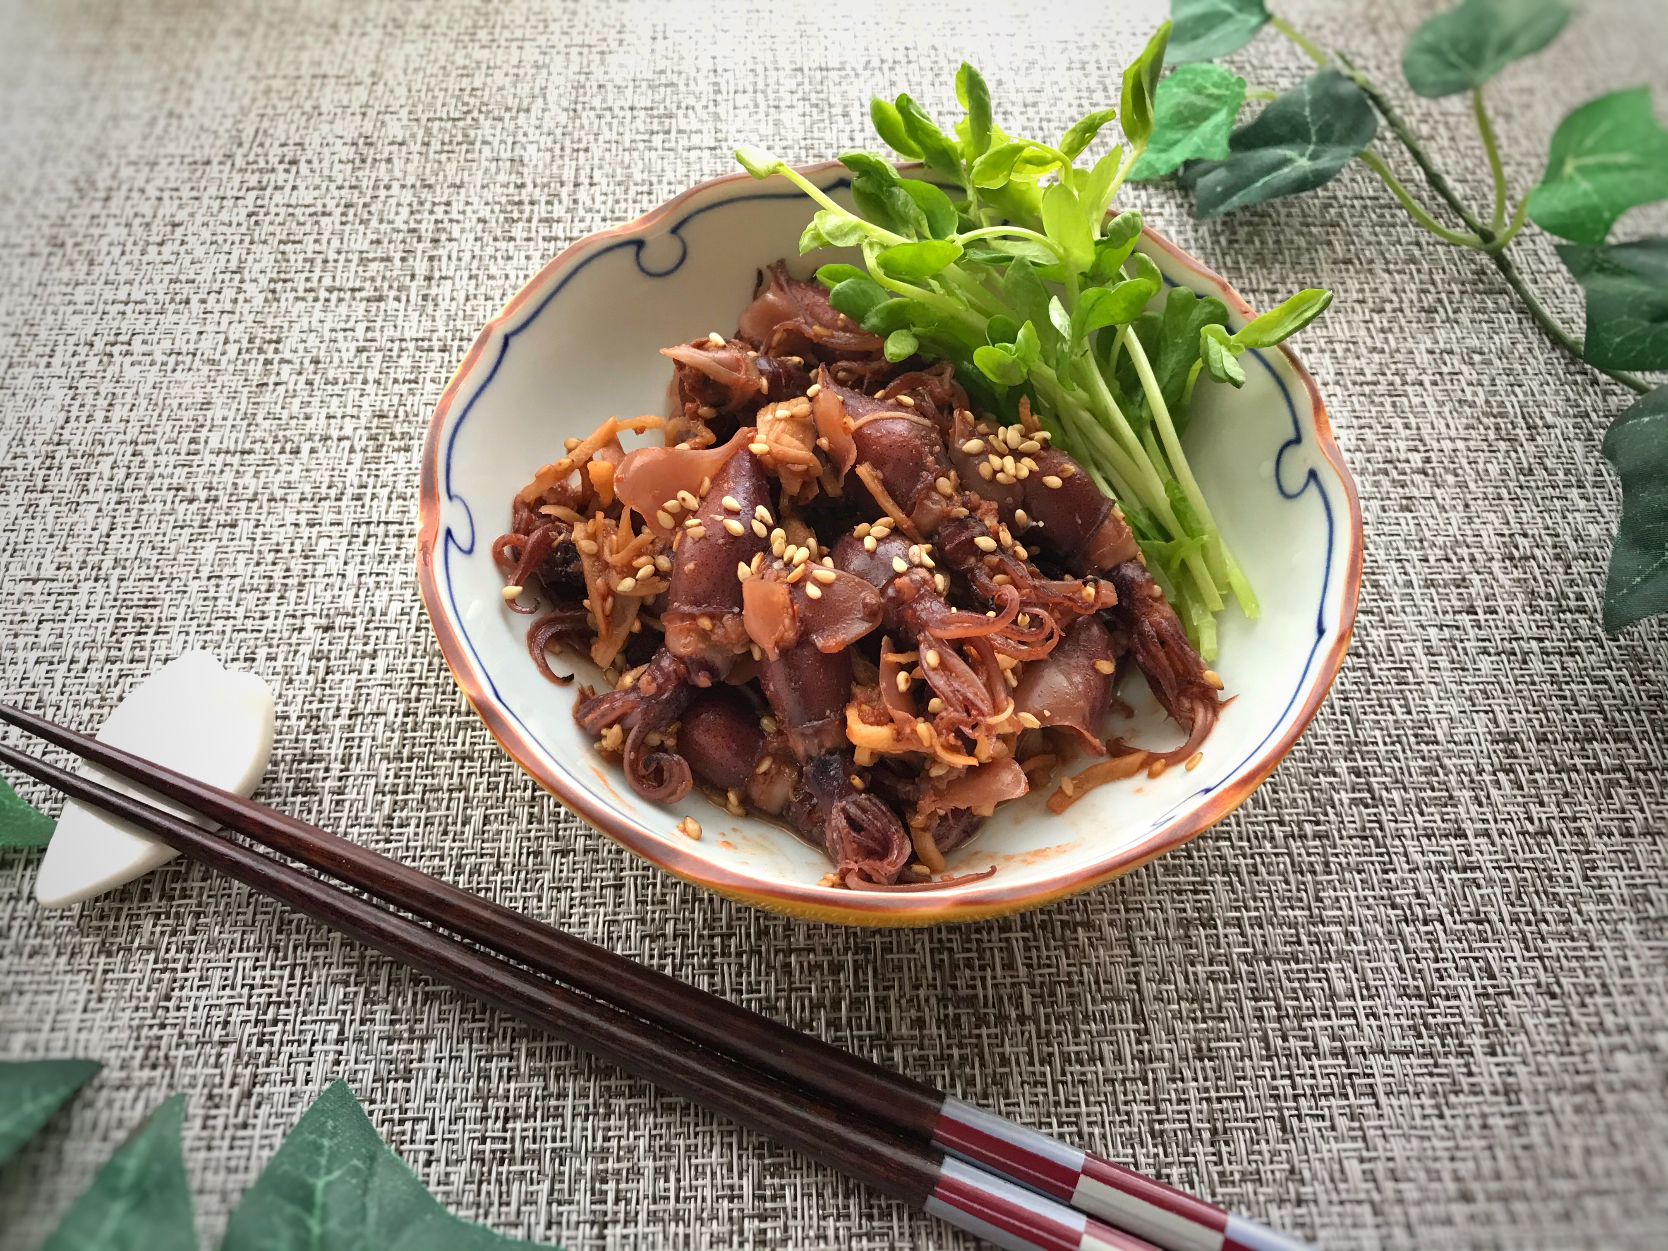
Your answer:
0,701 -> 1310,1251
0,725 -> 1162,1251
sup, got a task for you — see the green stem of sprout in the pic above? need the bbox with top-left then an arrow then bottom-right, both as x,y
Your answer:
1119,327 -> 1258,616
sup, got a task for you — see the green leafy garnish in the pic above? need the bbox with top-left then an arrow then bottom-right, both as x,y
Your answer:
1526,88 -> 1668,246
1184,69 -> 1378,218
222,1079 -> 545,1250
1601,387 -> 1668,632
736,37 -> 1337,654
43,1096 -> 196,1251
1165,0 -> 1268,65
1401,0 -> 1572,98
0,1060 -> 100,1167
0,771 -> 55,848
1556,240 -> 1668,372
1129,64 -> 1246,181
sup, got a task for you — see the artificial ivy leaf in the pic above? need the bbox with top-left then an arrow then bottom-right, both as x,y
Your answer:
1129,63 -> 1247,181
870,97 -> 923,159
0,771 -> 55,848
1060,108 -> 1120,161
1200,324 -> 1247,386
1557,239 -> 1668,371
1401,0 -> 1572,98
1526,88 -> 1668,246
1120,21 -> 1172,147
44,1096 -> 195,1251
0,1060 -> 100,1167
955,64 -> 993,159
223,1080 -> 546,1251
1186,69 -> 1378,218
1601,386 -> 1668,632
1165,0 -> 1269,64
1232,287 -> 1334,348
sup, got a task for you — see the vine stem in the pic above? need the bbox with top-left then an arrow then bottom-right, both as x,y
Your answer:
1472,88 -> 1510,233
1357,151 -> 1483,247
1328,52 -> 1653,396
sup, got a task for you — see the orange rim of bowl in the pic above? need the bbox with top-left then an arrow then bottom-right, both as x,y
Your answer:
416,162 -> 1364,927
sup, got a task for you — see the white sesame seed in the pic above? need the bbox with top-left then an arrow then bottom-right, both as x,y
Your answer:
754,504 -> 772,523
1203,669 -> 1224,690
1014,510 -> 1030,528
749,441 -> 771,454
863,535 -> 878,551
687,525 -> 707,540
1017,711 -> 1042,729
707,331 -> 726,346
806,383 -> 822,398
722,495 -> 741,512
927,697 -> 945,713
738,562 -> 751,582
924,649 -> 941,669
723,518 -> 745,536
812,567 -> 837,584
892,556 -> 909,574
897,671 -> 912,691
501,585 -> 523,601
1094,659 -> 1116,675
617,576 -> 638,593
961,439 -> 985,454
791,547 -> 809,567
974,535 -> 998,552
752,519 -> 768,537
806,583 -> 823,599
576,539 -> 600,555
1042,474 -> 1064,489
655,510 -> 676,529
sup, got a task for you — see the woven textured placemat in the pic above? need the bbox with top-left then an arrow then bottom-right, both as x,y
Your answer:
2,1 -> 1665,1247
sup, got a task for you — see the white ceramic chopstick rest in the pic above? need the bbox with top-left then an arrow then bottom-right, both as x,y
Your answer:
34,651 -> 275,908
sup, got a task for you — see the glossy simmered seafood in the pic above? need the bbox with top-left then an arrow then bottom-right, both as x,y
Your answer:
495,261 -> 1225,889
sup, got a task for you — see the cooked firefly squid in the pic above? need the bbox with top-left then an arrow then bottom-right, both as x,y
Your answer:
496,260 -> 1225,889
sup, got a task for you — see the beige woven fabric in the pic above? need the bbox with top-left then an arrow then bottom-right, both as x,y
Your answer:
2,1 -> 1665,1247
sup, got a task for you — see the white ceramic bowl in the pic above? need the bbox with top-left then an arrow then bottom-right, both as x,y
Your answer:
418,163 -> 1361,926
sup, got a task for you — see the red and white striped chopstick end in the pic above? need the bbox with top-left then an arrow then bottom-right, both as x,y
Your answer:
935,1099 -> 1314,1251
927,1157 -> 1159,1251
